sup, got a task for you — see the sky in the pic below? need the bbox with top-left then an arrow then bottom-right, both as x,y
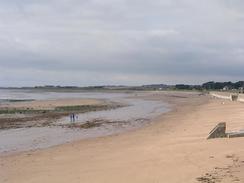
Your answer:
0,0 -> 244,87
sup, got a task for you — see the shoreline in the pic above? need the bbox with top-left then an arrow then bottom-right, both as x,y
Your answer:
0,98 -> 124,130
0,92 -> 169,154
1,91 -> 244,182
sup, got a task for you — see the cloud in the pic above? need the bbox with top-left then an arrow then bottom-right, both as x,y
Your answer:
0,0 -> 244,86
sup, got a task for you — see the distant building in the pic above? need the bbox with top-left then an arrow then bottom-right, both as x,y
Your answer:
239,87 -> 244,93
222,86 -> 229,91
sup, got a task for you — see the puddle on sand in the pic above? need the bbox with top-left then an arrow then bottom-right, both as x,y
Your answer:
57,98 -> 168,125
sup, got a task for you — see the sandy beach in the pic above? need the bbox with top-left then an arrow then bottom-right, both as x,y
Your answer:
1,91 -> 244,183
1,1 -> 243,182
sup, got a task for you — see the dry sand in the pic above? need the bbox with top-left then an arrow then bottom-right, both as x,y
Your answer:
1,91 -> 244,183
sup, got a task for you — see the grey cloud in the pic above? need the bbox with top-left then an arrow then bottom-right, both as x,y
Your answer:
0,0 -> 244,86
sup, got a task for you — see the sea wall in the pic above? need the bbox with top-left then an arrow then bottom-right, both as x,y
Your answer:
210,92 -> 231,100
238,94 -> 244,102
210,91 -> 244,102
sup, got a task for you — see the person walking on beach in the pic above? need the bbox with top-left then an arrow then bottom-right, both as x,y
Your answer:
70,113 -> 75,122
72,113 -> 75,122
70,114 -> 73,122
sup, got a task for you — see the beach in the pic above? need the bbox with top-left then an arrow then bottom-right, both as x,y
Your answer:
0,90 -> 169,153
1,91 -> 244,183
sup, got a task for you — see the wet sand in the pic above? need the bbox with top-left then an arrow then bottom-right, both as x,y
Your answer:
0,98 -> 102,110
0,98 -> 121,130
1,91 -> 244,183
0,92 -> 169,153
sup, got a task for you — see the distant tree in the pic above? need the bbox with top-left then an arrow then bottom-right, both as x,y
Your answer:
202,81 -> 215,90
175,84 -> 191,90
202,81 -> 244,90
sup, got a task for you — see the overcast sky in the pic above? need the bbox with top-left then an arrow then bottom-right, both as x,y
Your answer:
0,0 -> 244,86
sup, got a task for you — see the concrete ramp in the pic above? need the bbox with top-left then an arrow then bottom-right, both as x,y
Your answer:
208,123 -> 244,139
207,122 -> 227,139
227,130 -> 244,138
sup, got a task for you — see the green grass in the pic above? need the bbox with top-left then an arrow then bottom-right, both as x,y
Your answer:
55,104 -> 119,112
0,99 -> 35,103
0,104 -> 121,115
0,109 -> 50,114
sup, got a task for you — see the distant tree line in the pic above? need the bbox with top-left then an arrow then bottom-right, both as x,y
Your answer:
202,81 -> 244,90
174,84 -> 202,90
3,81 -> 244,92
175,81 -> 244,91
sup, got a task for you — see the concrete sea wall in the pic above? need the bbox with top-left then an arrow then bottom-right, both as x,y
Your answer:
238,94 -> 244,102
210,91 -> 244,102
